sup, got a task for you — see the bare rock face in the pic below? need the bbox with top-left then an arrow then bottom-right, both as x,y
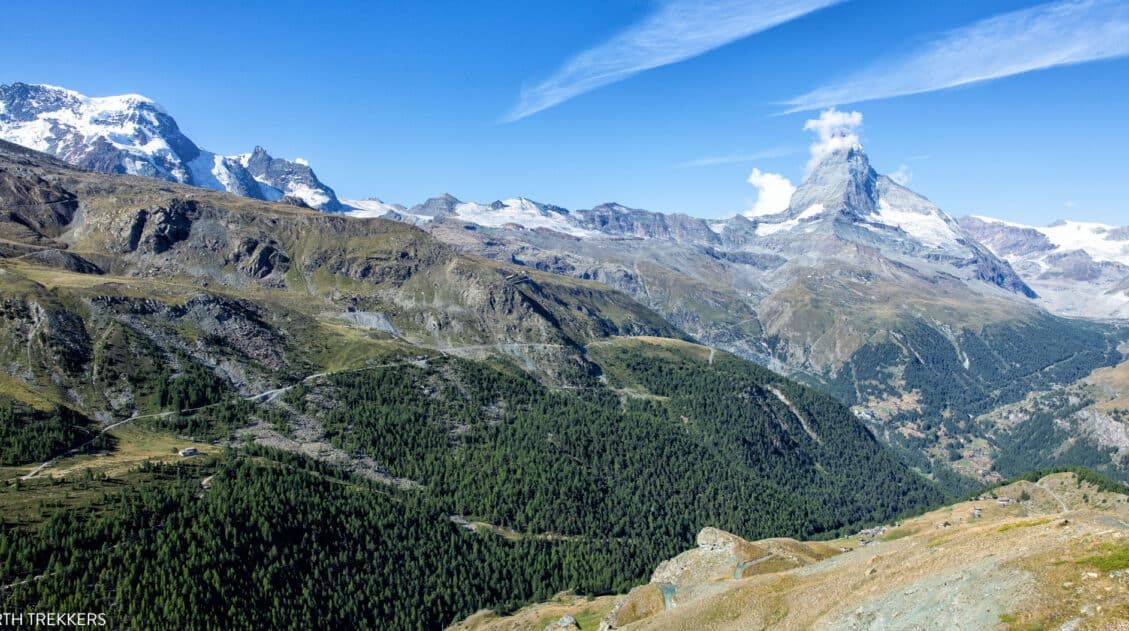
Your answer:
0,293 -> 91,380
124,200 -> 198,254
0,169 -> 78,244
542,614 -> 580,631
651,528 -> 763,587
19,249 -> 102,274
599,528 -> 837,629
242,146 -> 343,212
572,203 -> 719,243
694,526 -> 746,551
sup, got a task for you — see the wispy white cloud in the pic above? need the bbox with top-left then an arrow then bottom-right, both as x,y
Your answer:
784,0 -> 1129,113
803,108 -> 863,171
677,146 -> 795,168
746,168 -> 796,217
505,0 -> 844,122
889,164 -> 912,186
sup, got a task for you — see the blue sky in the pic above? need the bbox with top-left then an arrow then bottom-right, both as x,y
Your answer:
2,0 -> 1127,224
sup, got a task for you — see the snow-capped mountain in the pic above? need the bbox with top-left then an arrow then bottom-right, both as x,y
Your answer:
342,197 -> 408,219
443,197 -> 596,237
404,143 -> 1033,300
0,83 -> 342,210
960,216 -> 1129,319
235,146 -> 343,211
347,194 -> 597,236
740,144 -> 1036,297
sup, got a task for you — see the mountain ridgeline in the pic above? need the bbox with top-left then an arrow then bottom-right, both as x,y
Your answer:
0,83 -> 343,210
0,138 -> 943,628
416,147 -> 1128,490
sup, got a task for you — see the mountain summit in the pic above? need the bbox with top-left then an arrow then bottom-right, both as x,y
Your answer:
789,144 -> 876,217
751,144 -> 1037,298
0,83 -> 342,210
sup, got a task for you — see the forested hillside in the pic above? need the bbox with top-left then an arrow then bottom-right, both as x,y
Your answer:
1,339 -> 942,629
2,453 -> 658,629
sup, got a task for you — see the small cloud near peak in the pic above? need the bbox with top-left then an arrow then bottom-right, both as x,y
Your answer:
745,168 -> 796,217
803,108 -> 863,171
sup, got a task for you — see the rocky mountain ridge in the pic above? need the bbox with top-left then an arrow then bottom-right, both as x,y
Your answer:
4,80 -> 1124,321
3,82 -> 1127,489
0,137 -> 681,424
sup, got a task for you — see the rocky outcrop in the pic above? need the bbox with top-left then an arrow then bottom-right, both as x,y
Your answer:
0,169 -> 78,243
124,200 -> 198,254
0,293 -> 91,379
19,249 -> 103,274
598,528 -> 835,630
407,193 -> 461,218
542,615 -> 580,631
241,146 -> 343,211
573,203 -> 719,243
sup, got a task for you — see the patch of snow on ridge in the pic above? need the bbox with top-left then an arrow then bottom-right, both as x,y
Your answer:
342,199 -> 436,224
451,197 -> 596,237
873,199 -> 959,248
971,216 -> 1129,266
283,182 -> 331,209
756,203 -> 825,236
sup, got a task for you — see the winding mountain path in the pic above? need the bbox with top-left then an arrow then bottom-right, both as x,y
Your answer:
1033,481 -> 1069,513
20,357 -> 436,480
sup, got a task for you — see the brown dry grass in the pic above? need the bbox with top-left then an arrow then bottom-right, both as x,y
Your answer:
448,592 -> 619,631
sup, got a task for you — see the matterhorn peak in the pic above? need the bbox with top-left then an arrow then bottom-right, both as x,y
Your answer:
789,143 -> 877,217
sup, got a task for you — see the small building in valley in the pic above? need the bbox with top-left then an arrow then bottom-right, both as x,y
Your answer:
178,447 -> 199,457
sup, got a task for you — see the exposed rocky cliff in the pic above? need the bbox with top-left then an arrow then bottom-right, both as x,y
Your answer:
0,139 -> 681,427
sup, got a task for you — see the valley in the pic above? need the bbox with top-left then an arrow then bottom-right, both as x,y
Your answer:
0,138 -> 943,628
